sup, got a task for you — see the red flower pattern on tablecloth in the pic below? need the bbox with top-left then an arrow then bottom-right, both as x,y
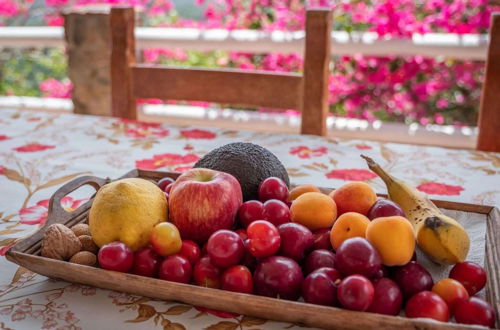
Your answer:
0,135 -> 9,141
120,118 -> 162,127
13,143 -> 55,153
0,241 -> 16,256
180,129 -> 216,139
195,306 -> 239,319
290,146 -> 328,158
173,166 -> 194,173
19,197 -> 88,225
417,182 -> 464,196
121,119 -> 169,139
135,153 -> 200,170
125,126 -> 169,139
355,144 -> 372,150
0,165 -> 5,175
325,169 -> 377,181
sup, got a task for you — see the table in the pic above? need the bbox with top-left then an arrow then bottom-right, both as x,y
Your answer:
0,108 -> 499,330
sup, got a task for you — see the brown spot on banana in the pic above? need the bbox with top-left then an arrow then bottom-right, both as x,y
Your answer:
424,216 -> 444,229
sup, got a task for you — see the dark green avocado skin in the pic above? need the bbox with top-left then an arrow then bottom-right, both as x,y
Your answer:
194,142 -> 290,201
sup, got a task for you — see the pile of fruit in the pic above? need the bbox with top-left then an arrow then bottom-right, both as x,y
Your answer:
40,144 -> 496,328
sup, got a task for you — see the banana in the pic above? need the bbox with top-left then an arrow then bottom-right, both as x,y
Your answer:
361,155 -> 470,265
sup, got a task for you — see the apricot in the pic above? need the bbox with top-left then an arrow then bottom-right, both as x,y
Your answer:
290,192 -> 337,231
289,184 -> 321,201
432,278 -> 469,313
330,212 -> 370,250
366,216 -> 415,266
332,182 -> 377,216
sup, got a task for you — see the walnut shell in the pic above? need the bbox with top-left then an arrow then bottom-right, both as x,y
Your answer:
69,251 -> 97,266
79,235 -> 98,254
41,224 -> 81,260
71,223 -> 90,237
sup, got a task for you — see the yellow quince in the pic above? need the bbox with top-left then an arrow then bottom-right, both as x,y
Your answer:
89,178 -> 168,251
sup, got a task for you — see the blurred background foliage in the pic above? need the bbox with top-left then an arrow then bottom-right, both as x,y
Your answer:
1,0 -> 500,126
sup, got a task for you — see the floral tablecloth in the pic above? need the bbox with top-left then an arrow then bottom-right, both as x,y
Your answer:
0,108 -> 499,330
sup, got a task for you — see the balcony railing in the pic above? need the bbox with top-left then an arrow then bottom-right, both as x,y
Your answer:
0,26 -> 487,149
0,26 -> 488,60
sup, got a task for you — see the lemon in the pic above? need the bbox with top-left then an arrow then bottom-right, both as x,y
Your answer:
89,178 -> 168,251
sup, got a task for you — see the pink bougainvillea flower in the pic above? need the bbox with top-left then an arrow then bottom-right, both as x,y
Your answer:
0,135 -> 9,141
13,143 -> 55,153
325,169 -> 377,181
39,78 -> 72,98
45,15 -> 64,26
290,146 -> 328,159
355,144 -> 372,150
0,0 -> 18,18
125,126 -> 169,139
135,153 -> 200,170
195,306 -> 239,319
19,197 -> 87,225
417,182 -> 464,196
180,129 -> 216,139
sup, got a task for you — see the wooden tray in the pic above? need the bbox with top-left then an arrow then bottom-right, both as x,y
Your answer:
6,169 -> 500,330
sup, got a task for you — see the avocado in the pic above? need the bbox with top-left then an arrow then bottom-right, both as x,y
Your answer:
194,142 -> 290,201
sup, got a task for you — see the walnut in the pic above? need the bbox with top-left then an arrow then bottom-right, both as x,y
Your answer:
41,224 -> 81,260
71,223 -> 90,237
79,235 -> 98,254
69,251 -> 97,266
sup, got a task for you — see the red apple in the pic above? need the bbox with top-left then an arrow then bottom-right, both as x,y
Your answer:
169,168 -> 243,243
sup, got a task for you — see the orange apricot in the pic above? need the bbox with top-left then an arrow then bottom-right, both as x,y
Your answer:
330,212 -> 370,250
290,192 -> 337,231
289,184 -> 321,201
332,181 -> 377,216
432,278 -> 469,313
366,216 -> 415,266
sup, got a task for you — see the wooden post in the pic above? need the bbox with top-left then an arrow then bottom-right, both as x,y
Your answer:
110,7 -> 136,119
477,14 -> 500,152
300,9 -> 332,136
64,12 -> 111,116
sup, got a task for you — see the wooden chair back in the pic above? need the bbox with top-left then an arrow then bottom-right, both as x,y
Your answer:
477,13 -> 500,152
110,7 -> 332,136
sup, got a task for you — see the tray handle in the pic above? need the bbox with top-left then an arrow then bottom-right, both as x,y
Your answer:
9,175 -> 109,255
46,175 -> 109,227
